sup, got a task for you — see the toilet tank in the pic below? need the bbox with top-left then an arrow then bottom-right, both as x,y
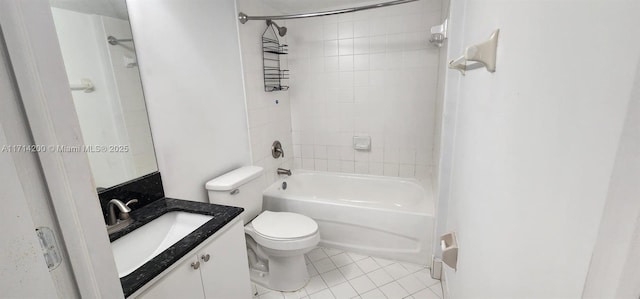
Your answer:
205,166 -> 265,224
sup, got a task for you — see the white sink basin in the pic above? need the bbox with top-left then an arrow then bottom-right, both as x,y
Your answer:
111,211 -> 213,277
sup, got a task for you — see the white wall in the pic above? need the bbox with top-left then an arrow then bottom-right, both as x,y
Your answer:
127,0 -> 251,202
431,0 -> 450,258
583,61 -> 640,298
439,1 -> 640,297
617,222 -> 640,297
285,0 -> 442,185
236,0 -> 294,185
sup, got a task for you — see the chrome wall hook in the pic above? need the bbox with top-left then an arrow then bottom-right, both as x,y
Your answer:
449,29 -> 499,75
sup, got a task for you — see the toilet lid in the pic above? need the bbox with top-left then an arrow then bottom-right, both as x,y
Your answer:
252,211 -> 318,240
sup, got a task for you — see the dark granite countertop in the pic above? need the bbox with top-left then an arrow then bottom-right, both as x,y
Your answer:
110,197 -> 243,297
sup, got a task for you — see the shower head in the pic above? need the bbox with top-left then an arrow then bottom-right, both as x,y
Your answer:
267,20 -> 287,37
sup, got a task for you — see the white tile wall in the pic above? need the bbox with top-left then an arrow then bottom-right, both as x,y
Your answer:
286,0 -> 442,183
237,0 -> 294,184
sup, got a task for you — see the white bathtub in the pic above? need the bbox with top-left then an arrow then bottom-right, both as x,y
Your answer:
263,170 -> 434,265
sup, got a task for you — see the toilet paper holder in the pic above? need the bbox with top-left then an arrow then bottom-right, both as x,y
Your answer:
440,232 -> 459,270
449,29 -> 499,75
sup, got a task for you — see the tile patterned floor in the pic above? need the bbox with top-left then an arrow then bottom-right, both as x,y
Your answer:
252,247 -> 443,299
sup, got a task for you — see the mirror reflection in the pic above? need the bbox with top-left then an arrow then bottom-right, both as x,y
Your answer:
49,0 -> 158,189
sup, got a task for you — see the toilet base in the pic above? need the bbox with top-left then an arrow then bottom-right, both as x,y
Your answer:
248,252 -> 310,292
268,254 -> 310,291
244,218 -> 319,292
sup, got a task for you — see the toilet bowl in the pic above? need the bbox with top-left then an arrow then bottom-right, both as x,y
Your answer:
245,211 -> 320,291
205,166 -> 320,291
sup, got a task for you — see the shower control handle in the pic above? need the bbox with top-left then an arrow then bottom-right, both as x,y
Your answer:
272,140 -> 284,158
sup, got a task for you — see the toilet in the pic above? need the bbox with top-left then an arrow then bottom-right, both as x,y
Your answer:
205,166 -> 320,291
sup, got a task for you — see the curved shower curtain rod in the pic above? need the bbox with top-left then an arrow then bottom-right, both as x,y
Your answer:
238,0 -> 418,24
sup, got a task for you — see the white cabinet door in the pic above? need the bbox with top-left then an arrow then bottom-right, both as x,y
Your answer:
138,255 -> 205,299
199,221 -> 252,299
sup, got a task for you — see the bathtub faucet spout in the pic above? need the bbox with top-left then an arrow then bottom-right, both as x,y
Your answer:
277,168 -> 292,176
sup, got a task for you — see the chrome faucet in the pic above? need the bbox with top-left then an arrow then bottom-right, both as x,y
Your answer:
106,199 -> 138,226
277,168 -> 291,176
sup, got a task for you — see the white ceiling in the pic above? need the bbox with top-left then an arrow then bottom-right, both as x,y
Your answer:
49,0 -> 129,20
262,0 -> 387,14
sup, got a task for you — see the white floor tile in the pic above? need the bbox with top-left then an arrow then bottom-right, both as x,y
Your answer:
359,288 -> 386,299
305,275 -> 329,295
396,275 -> 426,294
320,269 -> 347,287
255,247 -> 441,299
429,283 -> 442,298
309,289 -> 336,299
412,270 -> 440,287
322,247 -> 344,257
347,252 -> 368,262
256,284 -> 273,295
399,262 -> 426,274
378,281 -> 409,299
308,248 -> 329,262
283,288 -> 308,299
366,268 -> 394,287
411,288 -> 440,299
314,257 -> 338,273
330,252 -> 354,268
329,281 -> 358,299
372,257 -> 394,267
349,275 -> 377,294
383,263 -> 411,280
339,263 -> 365,280
253,283 -> 260,297
308,263 -> 319,277
260,291 -> 285,299
355,257 -> 381,273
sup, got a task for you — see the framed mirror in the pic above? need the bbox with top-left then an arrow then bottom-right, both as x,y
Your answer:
48,0 -> 158,189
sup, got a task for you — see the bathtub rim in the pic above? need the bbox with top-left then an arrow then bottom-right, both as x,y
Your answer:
281,169 -> 428,185
264,169 -> 435,217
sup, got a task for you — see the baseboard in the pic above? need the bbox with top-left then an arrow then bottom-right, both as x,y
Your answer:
441,269 -> 449,299
431,256 -> 450,299
430,256 -> 443,279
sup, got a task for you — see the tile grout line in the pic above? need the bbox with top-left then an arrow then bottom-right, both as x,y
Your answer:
259,247 -> 439,299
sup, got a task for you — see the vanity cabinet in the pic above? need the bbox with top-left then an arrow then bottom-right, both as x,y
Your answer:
135,219 -> 251,299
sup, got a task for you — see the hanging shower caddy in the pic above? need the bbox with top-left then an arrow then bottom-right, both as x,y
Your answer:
262,23 -> 289,92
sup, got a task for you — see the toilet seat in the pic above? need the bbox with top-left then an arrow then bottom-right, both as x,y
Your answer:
252,211 -> 318,240
245,211 -> 320,252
